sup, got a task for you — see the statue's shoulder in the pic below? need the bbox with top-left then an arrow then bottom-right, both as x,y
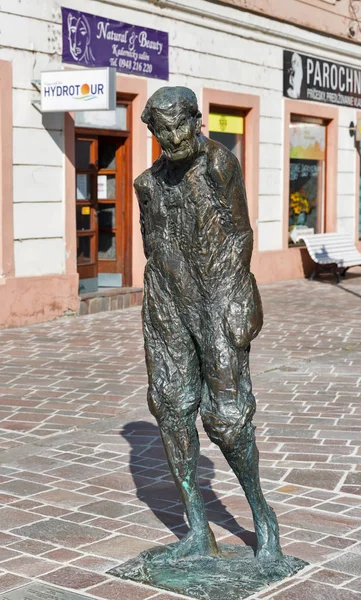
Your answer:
134,169 -> 153,194
203,137 -> 239,185
134,156 -> 164,194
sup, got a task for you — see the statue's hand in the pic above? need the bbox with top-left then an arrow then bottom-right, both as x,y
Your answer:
224,300 -> 262,350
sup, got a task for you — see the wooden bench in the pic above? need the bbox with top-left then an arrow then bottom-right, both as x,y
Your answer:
300,232 -> 361,283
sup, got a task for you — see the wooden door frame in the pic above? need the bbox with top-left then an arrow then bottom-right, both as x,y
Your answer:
75,135 -> 98,280
74,95 -> 133,287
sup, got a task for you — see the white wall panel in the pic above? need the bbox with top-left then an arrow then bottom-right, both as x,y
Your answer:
337,217 -> 356,236
258,221 -> 283,252
258,196 -> 282,222
259,169 -> 282,196
13,128 -> 63,167
14,238 -> 65,277
14,203 -> 64,240
13,166 -> 63,203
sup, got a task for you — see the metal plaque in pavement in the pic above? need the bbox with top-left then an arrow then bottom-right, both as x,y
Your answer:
0,584 -> 93,600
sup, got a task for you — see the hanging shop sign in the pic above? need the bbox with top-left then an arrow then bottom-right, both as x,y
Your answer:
40,68 -> 116,112
284,49 -> 361,108
62,7 -> 169,81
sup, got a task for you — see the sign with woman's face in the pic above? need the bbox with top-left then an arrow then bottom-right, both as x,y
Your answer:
62,7 -> 169,81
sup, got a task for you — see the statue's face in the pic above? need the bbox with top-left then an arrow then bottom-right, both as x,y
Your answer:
152,107 -> 199,162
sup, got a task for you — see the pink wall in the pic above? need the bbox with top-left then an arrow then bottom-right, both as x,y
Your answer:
0,60 -> 79,328
202,88 -> 260,250
115,76 -> 148,288
0,60 -> 14,280
355,111 -> 361,252
254,98 -> 339,285
211,0 -> 357,43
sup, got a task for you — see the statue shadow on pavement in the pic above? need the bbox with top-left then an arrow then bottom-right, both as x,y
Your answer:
120,420 -> 257,550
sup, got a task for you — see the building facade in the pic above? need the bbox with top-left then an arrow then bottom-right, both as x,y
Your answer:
0,0 -> 361,327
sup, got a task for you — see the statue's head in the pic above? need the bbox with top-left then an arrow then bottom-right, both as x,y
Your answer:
142,86 -> 202,162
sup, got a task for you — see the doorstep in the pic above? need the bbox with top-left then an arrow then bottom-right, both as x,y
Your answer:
79,286 -> 143,316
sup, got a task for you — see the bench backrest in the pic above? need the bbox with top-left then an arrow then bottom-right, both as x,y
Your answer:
301,233 -> 361,267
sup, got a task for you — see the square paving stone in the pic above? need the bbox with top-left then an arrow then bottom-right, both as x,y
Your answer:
90,579 -> 154,600
46,465 -> 109,482
0,480 -> 50,497
0,574 -> 30,594
0,508 -> 44,531
0,582 -> 105,600
40,567 -> 106,590
79,500 -> 143,519
81,534 -> 158,561
284,469 -> 344,491
279,542 -> 338,563
1,556 -> 58,577
279,509 -> 359,535
12,518 -> 109,548
311,569 -> 354,586
325,552 -> 361,576
32,490 -> 96,510
272,579 -> 361,599
10,457 -> 65,473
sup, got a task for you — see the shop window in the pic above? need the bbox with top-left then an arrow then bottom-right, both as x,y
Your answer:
288,117 -> 327,246
209,108 -> 245,173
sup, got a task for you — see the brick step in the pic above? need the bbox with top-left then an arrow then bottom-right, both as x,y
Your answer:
79,287 -> 143,315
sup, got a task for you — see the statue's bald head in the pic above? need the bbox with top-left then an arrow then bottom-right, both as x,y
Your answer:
141,86 -> 201,133
141,86 -> 202,162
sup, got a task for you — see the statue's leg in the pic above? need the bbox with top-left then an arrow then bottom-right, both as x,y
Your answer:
142,276 -> 218,559
200,336 -> 282,563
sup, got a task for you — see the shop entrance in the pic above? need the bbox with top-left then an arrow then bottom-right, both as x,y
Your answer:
75,130 -> 131,293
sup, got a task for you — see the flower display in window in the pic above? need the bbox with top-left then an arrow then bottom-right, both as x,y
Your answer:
290,190 -> 310,216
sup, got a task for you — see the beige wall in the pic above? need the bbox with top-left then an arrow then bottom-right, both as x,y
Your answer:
207,0 -> 359,43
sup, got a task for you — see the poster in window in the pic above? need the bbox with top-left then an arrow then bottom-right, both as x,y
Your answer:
289,123 -> 326,243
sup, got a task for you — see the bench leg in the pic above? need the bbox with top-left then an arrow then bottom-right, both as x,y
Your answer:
308,269 -> 317,281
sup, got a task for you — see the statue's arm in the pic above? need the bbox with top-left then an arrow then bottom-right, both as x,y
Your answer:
134,173 -> 151,260
210,148 -> 253,267
209,146 -> 263,349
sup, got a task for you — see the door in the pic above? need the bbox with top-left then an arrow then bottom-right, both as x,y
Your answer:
97,136 -> 125,279
75,133 -> 131,292
75,136 -> 98,288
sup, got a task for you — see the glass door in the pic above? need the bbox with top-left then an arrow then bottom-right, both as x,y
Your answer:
97,137 -> 125,279
75,136 -> 98,289
288,118 -> 326,246
75,133 -> 130,291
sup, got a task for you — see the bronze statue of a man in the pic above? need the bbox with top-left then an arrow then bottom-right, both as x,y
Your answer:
134,87 -> 280,564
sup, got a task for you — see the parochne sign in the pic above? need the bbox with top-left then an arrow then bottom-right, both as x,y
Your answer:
61,7 -> 169,81
283,49 -> 361,108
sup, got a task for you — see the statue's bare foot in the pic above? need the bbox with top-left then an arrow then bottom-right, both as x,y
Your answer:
150,526 -> 219,564
255,506 -> 284,565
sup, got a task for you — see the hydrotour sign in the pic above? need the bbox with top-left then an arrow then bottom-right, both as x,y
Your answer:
284,50 -> 361,108
40,68 -> 116,112
61,7 -> 169,81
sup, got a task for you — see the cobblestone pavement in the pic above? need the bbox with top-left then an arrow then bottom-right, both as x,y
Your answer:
0,272 -> 360,599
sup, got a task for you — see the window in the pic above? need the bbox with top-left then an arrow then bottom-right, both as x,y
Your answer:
288,117 -> 327,245
209,108 -> 245,172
